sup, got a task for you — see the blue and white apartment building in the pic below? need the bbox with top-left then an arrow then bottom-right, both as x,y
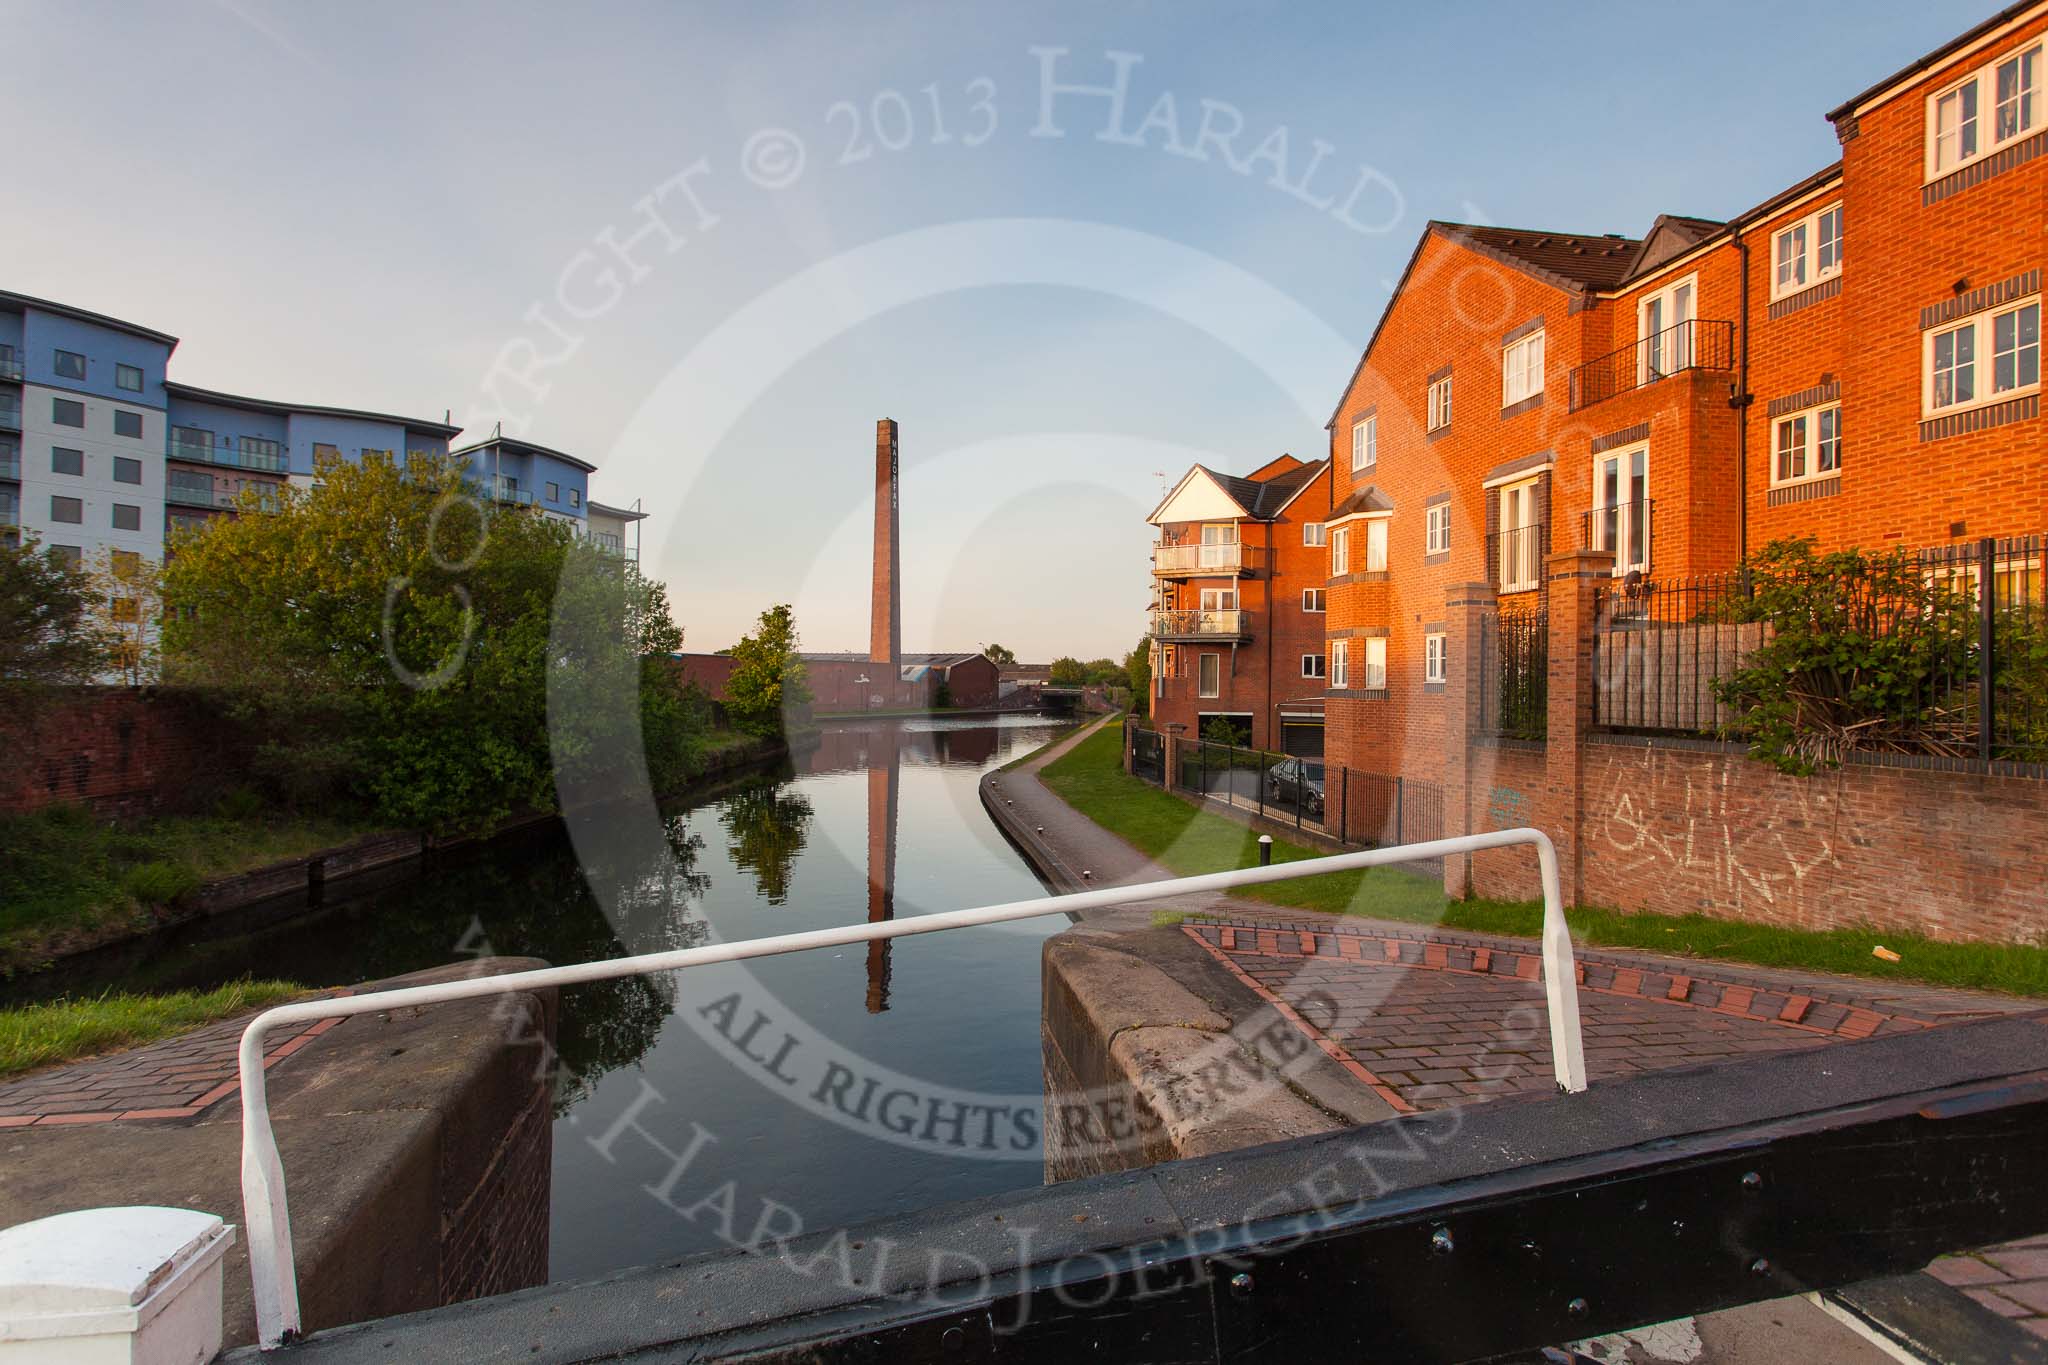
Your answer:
0,288 -> 644,566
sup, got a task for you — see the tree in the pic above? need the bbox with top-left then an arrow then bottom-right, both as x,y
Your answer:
726,604 -> 812,737
160,450 -> 703,833
1081,657 -> 1126,687
88,548 -> 165,686
980,642 -> 1017,667
1123,637 -> 1152,718
0,538 -> 108,689
1048,656 -> 1085,686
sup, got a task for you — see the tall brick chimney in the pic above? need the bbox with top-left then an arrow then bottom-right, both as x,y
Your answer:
870,419 -> 901,667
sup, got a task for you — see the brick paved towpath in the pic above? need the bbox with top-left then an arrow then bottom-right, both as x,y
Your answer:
0,991 -> 353,1127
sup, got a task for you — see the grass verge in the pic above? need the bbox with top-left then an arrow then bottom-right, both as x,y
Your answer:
0,980 -> 305,1079
0,803 -> 373,972
1038,722 -> 2048,997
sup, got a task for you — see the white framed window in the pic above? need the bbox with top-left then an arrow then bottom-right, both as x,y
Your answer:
1771,202 -> 1843,300
1425,503 -> 1451,554
1927,41 -> 2040,178
1772,405 -> 1842,486
1198,522 -> 1239,569
1302,588 -> 1326,612
1924,297 -> 2040,416
1362,637 -> 1387,690
1502,330 -> 1545,406
1198,653 -> 1220,698
1496,478 -> 1542,593
1424,633 -> 1447,684
1351,415 -> 1376,471
1198,587 -> 1237,611
1426,375 -> 1452,432
1591,445 -> 1650,574
1330,639 -> 1348,689
1302,522 -> 1325,546
1302,653 -> 1326,680
1330,526 -> 1350,575
1363,517 -> 1389,572
1638,274 -> 1697,381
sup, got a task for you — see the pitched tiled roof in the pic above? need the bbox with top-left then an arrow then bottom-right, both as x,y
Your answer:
1329,486 -> 1394,519
1436,223 -> 1643,292
1193,458 -> 1327,520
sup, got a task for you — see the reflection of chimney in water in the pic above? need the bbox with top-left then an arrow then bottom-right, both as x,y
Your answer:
864,727 -> 900,1013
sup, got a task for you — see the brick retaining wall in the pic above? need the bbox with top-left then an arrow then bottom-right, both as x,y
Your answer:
1,686 -> 248,818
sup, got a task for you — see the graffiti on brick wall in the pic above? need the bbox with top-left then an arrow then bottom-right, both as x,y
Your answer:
1486,786 -> 1527,830
1588,745 -> 1853,921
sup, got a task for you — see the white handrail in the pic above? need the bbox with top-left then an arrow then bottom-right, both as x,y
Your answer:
237,826 -> 1583,1349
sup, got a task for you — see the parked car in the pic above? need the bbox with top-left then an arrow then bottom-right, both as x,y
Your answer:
1266,757 -> 1326,816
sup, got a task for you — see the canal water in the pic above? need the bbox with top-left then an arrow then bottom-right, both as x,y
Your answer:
17,713 -> 1075,1282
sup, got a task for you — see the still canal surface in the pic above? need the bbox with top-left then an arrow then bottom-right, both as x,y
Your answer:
25,713 -> 1076,1282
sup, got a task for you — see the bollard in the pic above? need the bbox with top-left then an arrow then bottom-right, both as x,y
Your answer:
1257,834 -> 1273,867
0,1206 -> 235,1364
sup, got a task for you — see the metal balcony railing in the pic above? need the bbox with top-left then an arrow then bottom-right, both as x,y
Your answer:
0,401 -> 19,432
0,454 -> 18,482
1151,607 -> 1249,639
169,436 -> 289,474
1568,318 -> 1735,412
0,348 -> 21,382
1487,521 -> 1548,594
1581,499 -> 1654,574
232,823 -> 1585,1347
1151,541 -> 1263,576
0,496 -> 17,526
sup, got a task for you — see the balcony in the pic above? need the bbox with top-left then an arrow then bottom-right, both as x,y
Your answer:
1486,521 -> 1549,595
1151,608 -> 1250,641
1581,498 -> 1654,575
0,495 -> 18,526
0,348 -> 20,382
0,447 -> 18,481
169,436 -> 289,474
1568,319 -> 1735,412
0,401 -> 19,433
1151,541 -> 1264,577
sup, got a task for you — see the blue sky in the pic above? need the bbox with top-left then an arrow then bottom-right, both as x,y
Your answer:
1,0 -> 1990,658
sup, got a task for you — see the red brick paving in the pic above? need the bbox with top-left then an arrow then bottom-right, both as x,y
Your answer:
0,1004 -> 349,1126
1180,919 -> 1949,1112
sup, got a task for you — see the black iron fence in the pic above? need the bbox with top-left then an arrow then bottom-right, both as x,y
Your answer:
1127,730 -> 1443,853
1479,607 -> 1548,741
1593,572 -> 1757,735
1592,537 -> 2048,765
1568,318 -> 1736,412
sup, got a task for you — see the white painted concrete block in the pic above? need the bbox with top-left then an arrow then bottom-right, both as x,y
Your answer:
0,1207 -> 235,1364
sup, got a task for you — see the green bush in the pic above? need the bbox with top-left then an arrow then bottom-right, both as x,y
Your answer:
1715,539 -> 1978,774
214,787 -> 266,821
121,860 -> 202,907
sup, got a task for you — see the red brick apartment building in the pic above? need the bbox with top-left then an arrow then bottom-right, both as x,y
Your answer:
1147,455 -> 1333,753
1147,3 -> 2046,777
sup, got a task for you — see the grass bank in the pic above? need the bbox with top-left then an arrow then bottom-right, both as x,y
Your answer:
1038,723 -> 2048,998
0,980 -> 304,1078
0,803 -> 375,973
